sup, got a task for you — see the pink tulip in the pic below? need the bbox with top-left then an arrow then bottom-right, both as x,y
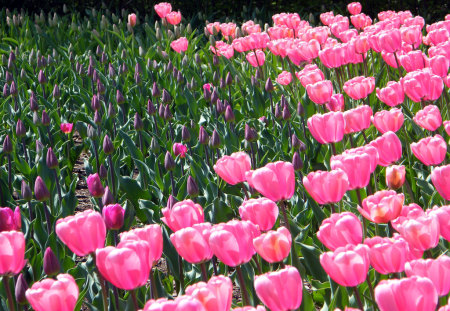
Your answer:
102,204 -> 124,230
185,275 -> 233,311
392,233 -> 424,261
220,22 -> 237,39
170,37 -> 188,53
306,80 -> 333,104
413,105 -> 442,131
398,50 -> 426,72
154,2 -> 172,18
320,12 -> 334,26
253,227 -> 291,263
0,207 -> 21,232
86,173 -> 104,198
402,69 -> 444,102
276,71 -> 292,85
386,165 -> 406,190
445,121 -> 450,135
330,152 -> 372,190
343,105 -> 373,134
364,236 -> 408,274
401,25 -> 423,47
351,14 -> 372,30
209,220 -> 260,267
431,165 -> 450,200
245,161 -> 295,202
427,28 -> 450,46
320,244 -> 370,287
427,55 -> 449,77
307,112 -> 345,144
96,240 -> 150,290
375,276 -> 438,311
161,199 -> 204,232
378,29 -> 402,53
405,256 -> 450,296
347,2 -> 362,15
317,212 -> 362,251
428,206 -> 450,242
397,214 -> 440,251
60,123 -> 73,134
0,231 -> 26,276
376,81 -> 405,107
166,11 -> 181,25
173,143 -> 188,158
296,68 -> 325,88
233,307 -> 266,311
170,223 -> 213,264
56,210 -> 106,256
319,45 -> 344,68
206,22 -> 221,35
372,108 -> 404,133
303,169 -> 349,205
254,266 -> 302,311
341,145 -> 379,173
142,296 -> 206,311
358,190 -> 404,224
391,203 -> 425,231
128,13 -> 137,27
326,94 -> 345,112
343,76 -> 375,100
246,50 -> 265,67
411,135 -> 447,166
214,152 -> 251,185
26,274 -> 79,311
369,131 -> 402,166
238,198 -> 278,231
119,224 -> 163,265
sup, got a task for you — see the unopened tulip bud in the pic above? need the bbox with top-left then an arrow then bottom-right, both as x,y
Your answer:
282,105 -> 291,120
3,135 -> 12,154
275,104 -> 282,119
292,152 -> 303,171
43,247 -> 60,276
251,75 -> 258,87
102,186 -> 114,206
38,70 -> 46,84
213,71 -> 219,83
15,274 -> 28,305
134,113 -> 143,131
386,165 -> 406,190
162,89 -> 171,103
165,151 -> 175,171
16,119 -> 26,138
164,104 -> 173,121
108,63 -> 116,78
34,176 -> 50,201
98,164 -> 107,180
210,130 -> 221,149
3,84 -> 9,97
187,176 -> 199,198
33,111 -> 41,125
53,84 -> 60,99
102,204 -> 125,230
9,81 -> 17,96
116,90 -> 124,105
265,78 -> 274,92
225,105 -> 236,123
199,126 -> 209,145
91,95 -> 100,111
292,134 -> 301,150
108,103 -> 116,118
134,71 -> 141,85
150,137 -> 160,153
87,125 -> 97,139
297,102 -> 305,116
46,148 -> 58,169
216,100 -> 225,115
21,180 -> 32,201
94,110 -> 101,125
226,72 -> 233,86
103,135 -> 114,155
5,71 -> 13,84
41,110 -> 50,126
152,82 -> 161,98
204,87 -> 211,102
245,124 -> 258,142
211,90 -> 219,104
182,125 -> 191,142
35,140 -> 44,155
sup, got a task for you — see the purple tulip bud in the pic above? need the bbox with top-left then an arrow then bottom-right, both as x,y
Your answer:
147,100 -> 156,116
116,90 -> 124,105
34,176 -> 50,201
96,45 -> 102,55
3,135 -> 12,154
167,194 -> 177,209
38,70 -> 46,84
134,71 -> 141,85
292,152 -> 303,171
43,247 -> 61,276
94,110 -> 101,125
100,52 -> 107,64
245,124 -> 258,142
102,186 -> 114,206
181,125 -> 191,142
282,105 -> 291,121
275,103 -> 282,119
216,100 -> 224,115
108,63 -> 116,79
292,134 -> 301,150
226,72 -> 233,86
265,78 -> 274,92
97,80 -> 106,94
9,81 -> 17,96
209,129 -> 221,149
102,204 -> 125,230
5,71 -> 13,84
224,105 -> 235,123
187,176 -> 199,198
41,110 -> 50,126
297,102 -> 305,116
52,84 -> 60,99
103,135 -> 114,155
91,94 -> 100,111
86,173 -> 105,198
33,111 -> 41,125
30,93 -> 38,111
16,119 -> 26,138
211,90 -> 219,104
35,140 -> 44,155
134,113 -> 143,131
203,87 -> 211,102
158,103 -> 165,119
21,180 -> 32,201
162,89 -> 171,104
99,164 -> 108,180
108,102 -> 117,118
199,126 -> 209,145
87,124 -> 97,139
46,147 -> 58,169
164,151 -> 175,171
3,84 -> 9,97
135,62 -> 142,74
121,63 -> 128,75
15,274 -> 28,305
152,82 -> 161,97
164,104 -> 172,121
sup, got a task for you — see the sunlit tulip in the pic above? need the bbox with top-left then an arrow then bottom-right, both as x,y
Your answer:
317,212 -> 362,250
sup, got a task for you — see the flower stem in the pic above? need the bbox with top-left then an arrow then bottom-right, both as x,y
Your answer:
108,155 -> 116,201
366,276 -> 377,310
131,290 -> 139,311
2,276 -> 16,311
53,169 -> 62,209
42,201 -> 52,235
7,154 -> 12,192
236,265 -> 250,306
353,286 -> 364,310
92,254 -> 109,311
150,269 -> 158,299
200,262 -> 208,282
177,254 -> 185,294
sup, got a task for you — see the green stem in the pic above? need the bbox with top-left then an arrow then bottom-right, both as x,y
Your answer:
2,276 -> 16,311
150,269 -> 158,299
236,265 -> 250,306
92,254 -> 109,311
200,262 -> 208,282
353,286 -> 364,310
42,201 -> 52,235
131,290 -> 139,311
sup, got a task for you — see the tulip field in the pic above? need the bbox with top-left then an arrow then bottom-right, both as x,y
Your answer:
1,1 -> 450,310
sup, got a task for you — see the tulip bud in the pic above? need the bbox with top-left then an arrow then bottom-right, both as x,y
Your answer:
116,90 -> 125,105
226,72 -> 233,85
21,180 -> 32,201
187,175 -> 199,198
103,135 -> 114,155
91,94 -> 100,111
46,147 -> 58,169
223,105 -> 235,123
134,113 -> 143,131
29,94 -> 38,111
98,164 -> 108,180
147,100 -> 156,116
33,111 -> 41,125
152,82 -> 161,97
3,84 -> 9,97
162,89 -> 171,103
282,105 -> 291,120
108,102 -> 117,118
265,78 -> 274,92
182,125 -> 191,142
94,110 -> 101,125
35,140 -> 44,155
211,90 -> 219,104
245,124 -> 258,142
164,104 -> 173,121
102,204 -> 125,230
150,137 -> 160,153
299,140 -> 307,152
220,78 -> 226,89
216,99 -> 225,115
204,87 -> 211,102
3,135 -> 12,154
34,176 -> 50,201
87,125 -> 97,139
386,165 -> 406,190
38,70 -> 46,84
210,130 -> 221,149
213,71 -> 219,83
292,134 -> 301,150
275,103 -> 282,119
108,63 -> 116,78
41,110 -> 50,126
102,186 -> 114,206
297,102 -> 305,116
43,247 -> 61,277
292,152 -> 303,171
164,151 -> 175,171
52,84 -> 60,99
9,81 -> 17,96
15,274 -> 28,305
199,126 -> 209,145
16,119 -> 26,138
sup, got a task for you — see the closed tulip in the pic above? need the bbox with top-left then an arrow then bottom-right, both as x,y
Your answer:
398,50 -> 426,72
378,29 -> 402,53
102,204 -> 125,230
303,169 -> 349,205
245,161 -> 295,202
238,198 -> 278,231
369,131 -> 402,166
431,165 -> 450,200
120,224 -> 163,265
173,143 -> 188,158
397,214 -> 440,251
26,274 -> 79,311
142,296 -> 206,311
317,212 -> 362,251
185,275 -> 233,311
0,207 -> 21,232
170,223 -> 213,264
386,165 -> 406,190
390,203 -> 425,232
343,76 -> 375,100
246,50 -> 265,67
209,220 -> 260,267
347,2 -> 362,15
330,152 -> 372,189
254,266 -> 302,311
86,173 -> 104,198
376,81 -> 404,107
296,68 -> 324,88
306,80 -> 333,104
411,135 -> 447,166
402,69 -> 444,103
375,276 -> 438,311
161,199 -> 204,232
276,71 -> 292,85
307,112 -> 345,144
96,240 -> 150,290
427,55 -> 449,77
128,13 -> 137,27
413,105 -> 442,131
320,244 -> 370,287
364,236 -> 408,274
214,152 -> 251,185
372,108 -> 404,133
341,145 -> 379,173
0,231 -> 26,276
358,190 -> 404,223
405,256 -> 450,296
326,93 -> 345,112
60,123 -> 73,134
55,210 -> 106,256
253,227 -> 291,263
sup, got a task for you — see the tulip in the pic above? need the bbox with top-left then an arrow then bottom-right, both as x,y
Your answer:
0,207 -> 21,232
254,266 -> 302,311
317,212 -> 362,250
306,80 -> 333,104
120,224 -> 163,265
161,199 -> 204,232
253,227 -> 291,263
411,135 -> 447,166
96,240 -> 151,290
369,131 -> 402,166
428,55 -> 449,77
166,11 -> 181,25
330,152 -> 372,190
276,71 -> 292,85
185,275 -> 233,311
142,296 -> 206,311
245,161 -> 295,202
55,210 -> 106,256
413,105 -> 442,131
386,165 -> 406,190
170,223 -> 213,264
320,244 -> 370,287
43,247 -> 61,277
60,123 -> 73,133
172,143 -> 188,158
307,112 -> 345,144
26,274 -> 79,311
296,68 -> 324,88
378,29 -> 402,53
398,50 -> 426,72
303,169 -> 349,205
375,276 -> 438,311
445,120 -> 450,136
397,214 -> 440,251
428,206 -> 450,242
128,13 -> 137,27
86,173 -> 105,198
364,236 -> 408,274
326,94 -> 345,112
402,69 -> 444,103
214,152 -> 251,185
102,204 -> 125,230
405,256 -> 450,296
238,198 -> 279,231
376,81 -> 404,107
343,76 -> 375,100
347,2 -> 362,14
358,190 -> 404,224
0,231 -> 26,276
15,273 -> 28,305
171,37 -> 188,53
246,50 -> 265,67
432,165 -> 450,200
401,25 -> 423,47
209,220 -> 260,267
372,108 -> 404,134
351,14 -> 372,30
34,176 -> 50,202
233,307 -> 266,311
343,105 -> 373,134
154,2 -> 172,18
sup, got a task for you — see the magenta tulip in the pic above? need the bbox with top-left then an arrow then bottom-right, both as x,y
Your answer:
411,135 -> 447,166
170,223 -> 213,264
369,131 -> 402,166
102,204 -> 124,230
185,275 -> 233,311
161,199 -> 204,232
119,224 -> 163,266
397,214 -> 440,251
317,212 -> 362,251
306,80 -> 333,104
343,105 -> 373,134
214,152 -> 251,185
0,207 -> 21,232
238,198 -> 278,231
307,112 -> 345,144
376,81 -> 405,107
413,105 -> 442,131
358,190 -> 404,224
405,256 -> 450,296
330,151 -> 372,190
253,227 -> 291,263
303,169 -> 349,205
386,165 -> 406,190
364,236 -> 408,274
0,231 -> 26,276
431,165 -> 450,200
372,108 -> 404,134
